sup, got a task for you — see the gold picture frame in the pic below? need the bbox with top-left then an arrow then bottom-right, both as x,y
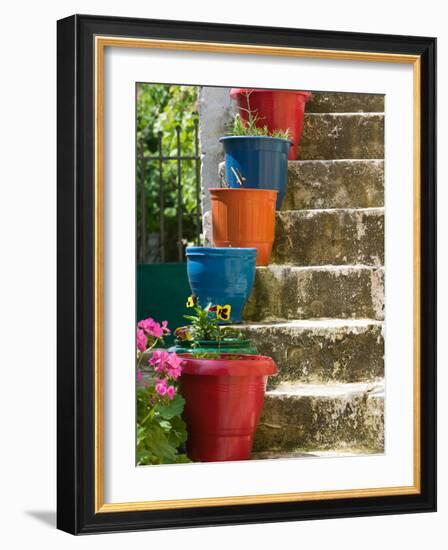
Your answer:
57,14 -> 436,534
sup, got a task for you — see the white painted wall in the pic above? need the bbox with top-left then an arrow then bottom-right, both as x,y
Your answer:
0,1 -> 444,548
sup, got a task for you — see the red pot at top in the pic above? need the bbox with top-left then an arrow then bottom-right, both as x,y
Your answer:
230,88 -> 311,160
180,353 -> 277,462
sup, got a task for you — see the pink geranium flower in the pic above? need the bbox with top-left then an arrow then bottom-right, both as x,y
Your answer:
136,328 -> 147,352
135,319 -> 181,403
161,320 -> 171,336
149,350 -> 170,373
166,385 -> 176,400
138,318 -> 165,339
155,378 -> 168,396
166,353 -> 183,380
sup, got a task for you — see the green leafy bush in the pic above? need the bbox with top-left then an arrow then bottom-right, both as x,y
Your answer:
136,387 -> 189,465
136,84 -> 200,262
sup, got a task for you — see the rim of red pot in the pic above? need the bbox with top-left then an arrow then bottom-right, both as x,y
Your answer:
179,353 -> 278,377
230,88 -> 312,100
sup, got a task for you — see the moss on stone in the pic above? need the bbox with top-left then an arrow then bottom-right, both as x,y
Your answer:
298,114 -> 384,160
272,209 -> 384,266
283,160 -> 384,210
253,388 -> 384,453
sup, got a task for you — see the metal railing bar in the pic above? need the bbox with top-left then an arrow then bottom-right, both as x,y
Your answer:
176,125 -> 183,261
194,118 -> 201,245
143,155 -> 199,161
158,131 -> 165,263
139,136 -> 146,262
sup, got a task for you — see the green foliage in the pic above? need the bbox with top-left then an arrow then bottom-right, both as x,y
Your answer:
156,393 -> 186,420
190,350 -> 221,359
183,302 -> 221,343
227,92 -> 291,139
190,351 -> 242,360
220,327 -> 245,340
136,386 -> 190,465
136,84 -> 200,262
178,303 -> 245,346
228,113 -> 291,140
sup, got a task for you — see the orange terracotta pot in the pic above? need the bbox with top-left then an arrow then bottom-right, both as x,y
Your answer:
210,188 -> 277,266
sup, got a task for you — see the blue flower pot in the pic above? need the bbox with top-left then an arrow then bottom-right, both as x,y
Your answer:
186,247 -> 257,323
220,136 -> 292,210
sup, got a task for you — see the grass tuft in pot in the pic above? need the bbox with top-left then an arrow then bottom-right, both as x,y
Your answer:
228,112 -> 291,140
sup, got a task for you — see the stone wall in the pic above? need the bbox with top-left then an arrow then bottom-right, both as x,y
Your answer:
198,87 -> 234,245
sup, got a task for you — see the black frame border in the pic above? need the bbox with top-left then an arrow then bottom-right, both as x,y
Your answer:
57,14 -> 436,535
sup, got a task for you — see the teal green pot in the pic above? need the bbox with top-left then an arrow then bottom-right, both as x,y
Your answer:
168,338 -> 257,355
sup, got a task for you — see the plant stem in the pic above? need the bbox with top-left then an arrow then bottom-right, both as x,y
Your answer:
136,337 -> 160,371
140,404 -> 156,426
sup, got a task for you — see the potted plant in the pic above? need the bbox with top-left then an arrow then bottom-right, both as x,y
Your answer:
230,88 -> 311,160
186,246 -> 256,323
210,187 -> 277,266
179,352 -> 278,462
136,317 -> 190,465
219,112 -> 292,210
169,299 -> 258,355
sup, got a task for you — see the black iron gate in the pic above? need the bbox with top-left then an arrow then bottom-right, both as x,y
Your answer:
138,118 -> 202,263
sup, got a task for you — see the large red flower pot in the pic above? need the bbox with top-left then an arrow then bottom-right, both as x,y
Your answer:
230,88 -> 311,160
180,354 -> 277,461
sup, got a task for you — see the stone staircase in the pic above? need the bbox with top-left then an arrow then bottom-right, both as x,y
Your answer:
238,92 -> 385,458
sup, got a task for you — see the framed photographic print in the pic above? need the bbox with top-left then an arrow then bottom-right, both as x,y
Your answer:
57,14 -> 436,534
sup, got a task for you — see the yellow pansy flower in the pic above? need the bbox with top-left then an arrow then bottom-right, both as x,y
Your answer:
186,296 -> 197,308
216,304 -> 231,321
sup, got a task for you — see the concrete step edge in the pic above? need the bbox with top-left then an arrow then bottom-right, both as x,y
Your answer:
288,158 -> 384,165
257,264 -> 384,272
266,380 -> 384,398
279,206 -> 384,215
239,318 -> 384,330
305,112 -> 384,117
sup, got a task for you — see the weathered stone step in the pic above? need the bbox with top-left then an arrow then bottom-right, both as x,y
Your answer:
244,265 -> 384,321
272,208 -> 384,266
237,319 -> 384,385
306,92 -> 384,113
253,381 -> 384,453
284,160 -> 384,210
298,113 -> 384,160
218,159 -> 384,211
